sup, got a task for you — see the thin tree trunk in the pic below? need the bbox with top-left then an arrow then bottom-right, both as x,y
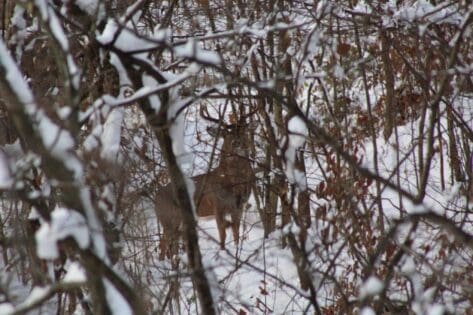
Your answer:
121,57 -> 217,315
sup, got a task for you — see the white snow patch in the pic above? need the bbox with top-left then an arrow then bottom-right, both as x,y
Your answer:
34,0 -> 69,51
97,18 -> 157,54
105,279 -> 133,315
333,64 -> 345,79
394,0 -> 462,25
36,115 -> 83,178
307,28 -> 323,55
80,187 -> 108,260
401,256 -> 416,275
352,1 -> 372,14
427,304 -> 445,315
11,5 -> 26,29
0,39 -> 35,105
75,0 -> 99,15
0,151 -> 12,189
359,276 -> 384,299
285,115 -> 309,190
63,261 -> 87,283
57,105 -> 72,119
174,39 -> 222,65
35,206 -> 90,259
100,107 -> 124,162
406,202 -> 429,215
0,303 -> 14,314
0,38 -> 82,178
360,306 -> 376,315
282,222 -> 301,236
153,27 -> 170,42
142,74 -> 161,112
23,286 -> 50,307
110,52 -> 132,87
28,207 -> 41,220
37,117 -> 74,155
67,54 -> 80,89
83,125 -> 103,151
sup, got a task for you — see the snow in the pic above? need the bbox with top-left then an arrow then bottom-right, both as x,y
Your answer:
333,64 -> 344,79
401,255 -> 417,276
393,0 -> 463,25
359,276 -> 384,299
110,52 -> 132,87
9,5 -> 29,60
35,0 -> 69,51
97,18 -> 157,55
100,106 -> 124,162
83,124 -> 103,151
287,116 -> 308,157
28,207 -> 41,220
34,0 -> 48,21
57,105 -> 71,119
174,39 -> 222,65
35,206 -> 90,259
0,39 -> 35,105
428,304 -> 445,315
96,70 -> 192,110
23,286 -> 50,306
105,279 -> 133,315
36,115 -> 83,178
0,151 -> 12,189
153,27 -> 170,42
360,306 -> 376,315
307,28 -> 322,55
67,54 -> 80,90
79,187 -> 108,260
285,115 -> 309,190
75,0 -> 99,15
405,201 -> 429,215
97,19 -> 119,44
141,74 -> 162,112
167,93 -> 193,167
193,219 -> 304,314
63,261 -> 87,283
0,303 -> 14,314
37,118 -> 73,156
282,222 -> 301,236
1,2 -> 473,314
352,1 -> 372,14
0,286 -> 53,315
11,5 -> 26,29
0,38 -> 82,179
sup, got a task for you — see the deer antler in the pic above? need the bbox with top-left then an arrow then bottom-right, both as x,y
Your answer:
200,105 -> 219,123
200,104 -> 232,128
200,103 -> 259,127
237,105 -> 260,125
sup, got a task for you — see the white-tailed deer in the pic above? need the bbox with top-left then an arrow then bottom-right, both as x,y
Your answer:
155,108 -> 254,259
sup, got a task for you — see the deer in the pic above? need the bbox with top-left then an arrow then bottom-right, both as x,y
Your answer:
155,107 -> 255,259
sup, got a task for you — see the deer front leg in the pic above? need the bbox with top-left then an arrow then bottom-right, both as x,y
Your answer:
231,212 -> 241,246
215,211 -> 227,249
159,232 -> 173,260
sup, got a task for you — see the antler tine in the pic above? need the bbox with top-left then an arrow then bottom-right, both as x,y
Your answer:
238,105 -> 260,124
200,105 -> 232,127
200,105 -> 221,124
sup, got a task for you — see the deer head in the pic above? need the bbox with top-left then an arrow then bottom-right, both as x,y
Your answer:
199,105 -> 256,208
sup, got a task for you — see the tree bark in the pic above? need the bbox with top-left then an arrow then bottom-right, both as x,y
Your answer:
119,55 -> 217,315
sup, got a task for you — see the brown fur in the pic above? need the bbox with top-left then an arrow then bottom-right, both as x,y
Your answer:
155,123 -> 253,259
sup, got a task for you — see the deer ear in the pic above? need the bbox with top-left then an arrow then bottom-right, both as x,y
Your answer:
247,120 -> 258,131
206,126 -> 219,138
